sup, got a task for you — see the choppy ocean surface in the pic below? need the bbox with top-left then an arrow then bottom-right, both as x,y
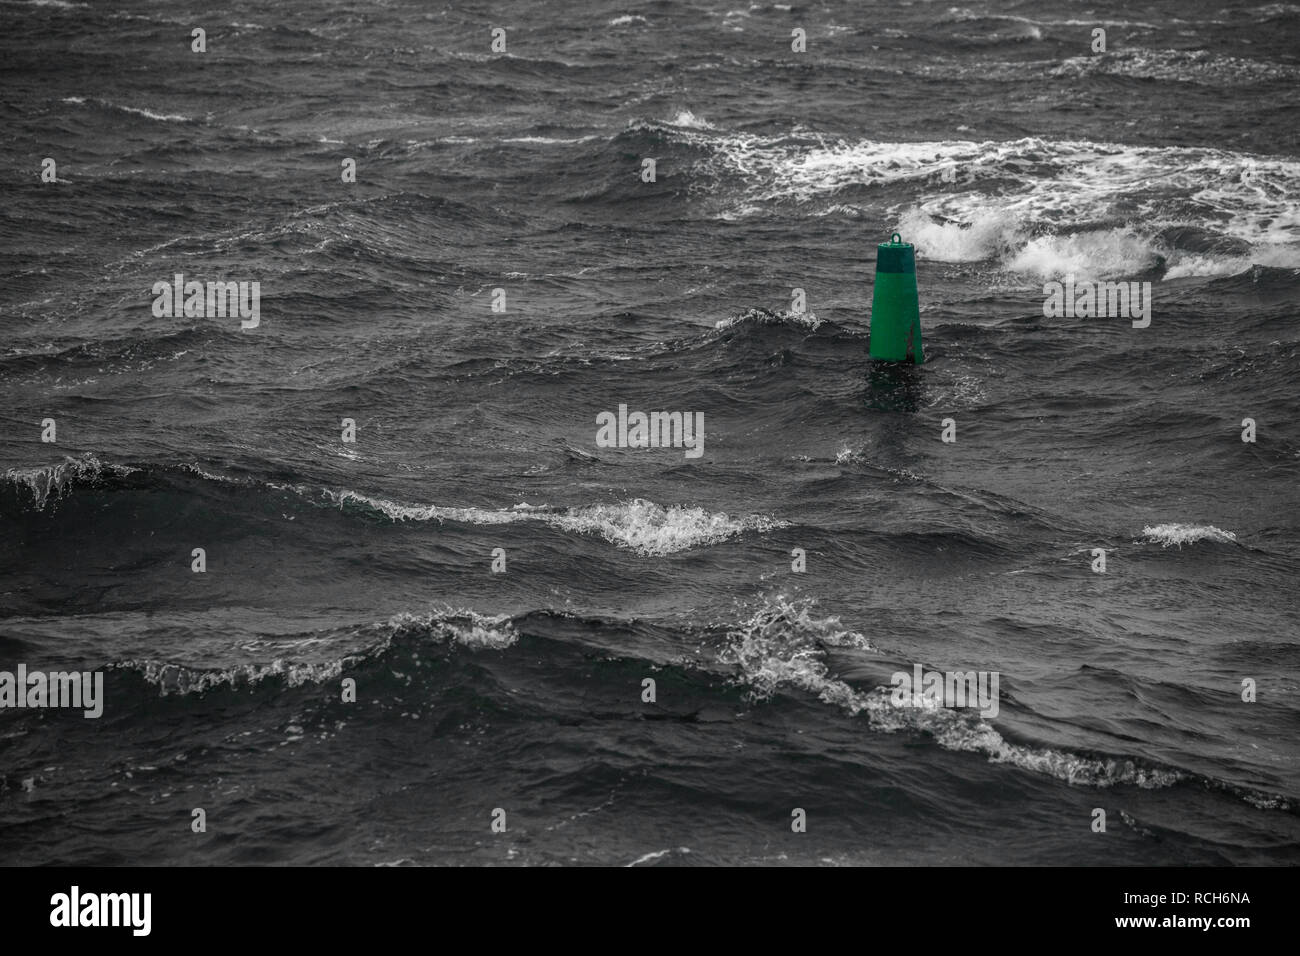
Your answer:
2,0 -> 1298,865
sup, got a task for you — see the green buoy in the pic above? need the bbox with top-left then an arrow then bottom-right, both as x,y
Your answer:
869,233 -> 923,364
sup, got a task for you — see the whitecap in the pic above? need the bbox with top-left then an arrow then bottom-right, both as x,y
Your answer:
1141,523 -> 1238,547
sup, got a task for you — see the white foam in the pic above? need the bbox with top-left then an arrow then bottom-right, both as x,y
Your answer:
557,499 -> 782,557
126,608 -> 520,697
667,109 -> 714,130
62,97 -> 193,123
3,0 -> 89,7
501,135 -> 599,144
1052,48 -> 1300,86
323,489 -> 783,556
385,609 -> 519,650
719,597 -> 874,701
720,597 -> 1188,791
1141,523 -> 1238,547
626,847 -> 691,866
1004,227 -> 1161,279
898,206 -> 1024,263
714,307 -> 822,331
3,454 -> 137,511
1164,244 -> 1300,278
116,104 -> 192,123
692,130 -> 1300,275
128,657 -> 348,696
911,139 -> 1300,252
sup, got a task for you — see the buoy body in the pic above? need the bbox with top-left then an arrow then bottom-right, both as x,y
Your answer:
869,234 -> 923,364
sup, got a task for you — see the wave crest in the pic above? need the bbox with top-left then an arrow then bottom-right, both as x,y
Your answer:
327,489 -> 783,556
714,307 -> 823,332
118,608 -> 519,697
1141,523 -> 1239,547
2,453 -> 138,511
719,598 -> 1193,792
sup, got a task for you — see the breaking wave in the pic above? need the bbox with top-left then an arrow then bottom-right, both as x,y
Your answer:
1141,523 -> 1239,547
666,125 -> 1300,278
716,597 -> 1274,800
1,453 -> 139,511
327,489 -> 783,556
0,456 -> 784,557
117,608 -> 519,697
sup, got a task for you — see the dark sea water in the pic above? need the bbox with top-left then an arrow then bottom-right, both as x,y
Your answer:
2,0 -> 1299,866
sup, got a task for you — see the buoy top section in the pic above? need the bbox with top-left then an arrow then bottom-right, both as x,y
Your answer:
876,232 -> 915,274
